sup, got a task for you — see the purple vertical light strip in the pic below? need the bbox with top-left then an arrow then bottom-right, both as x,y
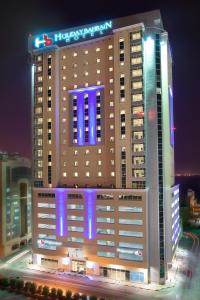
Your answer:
169,87 -> 174,146
56,189 -> 67,237
88,90 -> 97,145
77,92 -> 84,145
84,189 -> 96,240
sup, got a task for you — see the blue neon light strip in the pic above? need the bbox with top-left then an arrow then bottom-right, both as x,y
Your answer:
169,87 -> 174,146
77,93 -> 84,146
68,85 -> 104,94
88,91 -> 96,145
84,190 -> 96,240
56,190 -> 67,237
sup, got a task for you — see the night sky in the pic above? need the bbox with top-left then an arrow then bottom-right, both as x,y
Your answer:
0,0 -> 199,174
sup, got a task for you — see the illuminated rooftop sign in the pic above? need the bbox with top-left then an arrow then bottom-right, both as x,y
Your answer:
34,20 -> 112,50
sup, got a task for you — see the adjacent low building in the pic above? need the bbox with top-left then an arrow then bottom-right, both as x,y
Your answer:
0,152 -> 32,257
29,9 -> 181,284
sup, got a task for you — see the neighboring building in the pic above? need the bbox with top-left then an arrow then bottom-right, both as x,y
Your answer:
29,9 -> 180,284
0,152 -> 31,257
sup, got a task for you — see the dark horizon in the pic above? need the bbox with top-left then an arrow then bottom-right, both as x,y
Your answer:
0,0 -> 199,173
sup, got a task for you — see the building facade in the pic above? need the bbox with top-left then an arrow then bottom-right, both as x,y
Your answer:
0,152 -> 32,257
29,10 -> 180,284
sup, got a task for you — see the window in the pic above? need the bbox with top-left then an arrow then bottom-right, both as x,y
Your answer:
119,242 -> 143,249
132,81 -> 143,89
119,219 -> 143,225
68,226 -> 84,232
111,172 -> 115,177
86,172 -> 90,177
96,206 -> 114,212
67,204 -> 84,210
108,44 -> 113,49
132,119 -> 143,127
131,57 -> 142,65
38,224 -> 56,229
96,48 -> 100,52
109,56 -> 113,60
119,230 -> 143,237
97,251 -> 115,258
97,217 -> 114,223
38,213 -> 56,219
38,203 -> 55,208
131,32 -> 141,40
73,52 -> 77,57
74,172 -> 78,177
119,39 -> 124,50
67,216 -> 84,221
97,58 -> 101,63
84,50 -> 88,54
132,69 -> 142,77
98,172 -> 102,177
133,156 -> 145,165
68,237 -> 84,243
63,172 -> 67,177
98,148 -> 102,154
132,106 -> 144,115
133,169 -> 145,178
133,144 -> 144,152
118,206 -> 143,213
97,240 -> 115,246
132,94 -> 143,102
97,228 -> 115,235
131,45 -> 142,52
98,160 -> 102,166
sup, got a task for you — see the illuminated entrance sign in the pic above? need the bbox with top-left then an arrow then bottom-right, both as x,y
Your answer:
34,20 -> 112,49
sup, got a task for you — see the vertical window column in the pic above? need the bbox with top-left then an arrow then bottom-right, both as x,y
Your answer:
121,147 -> 126,188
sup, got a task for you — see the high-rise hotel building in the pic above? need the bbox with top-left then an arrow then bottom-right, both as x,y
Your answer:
29,10 -> 180,284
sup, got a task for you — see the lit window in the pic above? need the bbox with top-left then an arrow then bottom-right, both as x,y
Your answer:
132,81 -> 143,89
74,85 -> 77,88
111,160 -> 114,165
37,97 -> 43,103
37,55 -> 42,62
74,150 -> 78,155
109,67 -> 113,72
85,82 -> 88,87
98,148 -> 102,154
62,65 -> 66,70
97,69 -> 101,74
110,101 -> 114,107
84,50 -> 88,54
86,172 -> 90,177
97,81 -> 101,85
131,45 -> 142,52
96,48 -> 100,52
132,69 -> 142,77
108,44 -> 113,49
131,32 -> 141,40
74,161 -> 78,166
85,149 -> 89,154
131,57 -> 142,65
63,86 -> 66,91
97,58 -> 101,63
110,90 -> 113,95
132,94 -> 143,102
109,56 -> 113,60
62,55 -> 66,59
98,172 -> 102,177
74,172 -> 78,177
63,97 -> 66,101
63,172 -> 67,177
85,71 -> 88,76
98,161 -> 102,166
73,52 -> 77,57
111,172 -> 115,177
62,118 -> 66,123
73,74 -> 77,78
110,137 -> 114,141
85,161 -> 90,166
109,113 -> 114,118
37,66 -> 42,72
73,63 -> 77,68
62,76 -> 66,80
110,124 -> 114,130
109,78 -> 114,83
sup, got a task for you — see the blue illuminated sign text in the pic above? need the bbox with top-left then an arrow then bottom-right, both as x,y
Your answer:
34,20 -> 112,49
